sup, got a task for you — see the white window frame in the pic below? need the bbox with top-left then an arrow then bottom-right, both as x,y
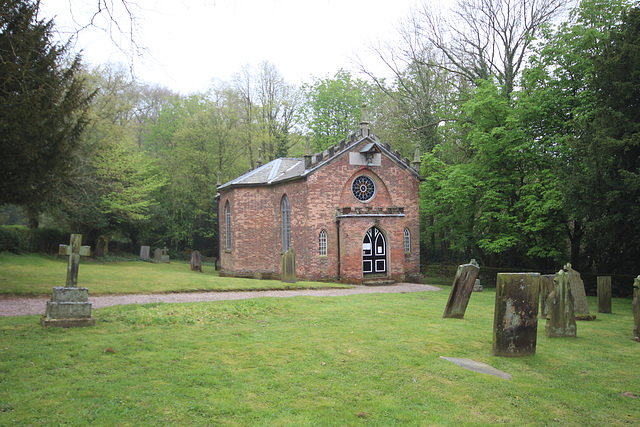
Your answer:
404,228 -> 410,253
319,230 -> 327,256
281,194 -> 291,252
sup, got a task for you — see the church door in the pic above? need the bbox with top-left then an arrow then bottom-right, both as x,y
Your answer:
362,226 -> 386,275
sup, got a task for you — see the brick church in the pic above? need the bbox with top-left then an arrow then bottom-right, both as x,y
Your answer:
216,119 -> 424,285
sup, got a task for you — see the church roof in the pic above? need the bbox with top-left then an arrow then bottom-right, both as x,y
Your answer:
218,130 -> 422,191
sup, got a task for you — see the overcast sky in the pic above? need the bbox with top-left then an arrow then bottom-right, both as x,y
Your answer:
39,0 -> 422,94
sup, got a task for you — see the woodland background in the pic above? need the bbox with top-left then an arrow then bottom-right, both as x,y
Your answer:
2,0 -> 640,283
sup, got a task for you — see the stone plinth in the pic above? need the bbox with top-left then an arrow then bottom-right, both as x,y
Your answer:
597,276 -> 612,314
443,263 -> 480,319
41,287 -> 95,327
546,269 -> 577,338
492,273 -> 540,357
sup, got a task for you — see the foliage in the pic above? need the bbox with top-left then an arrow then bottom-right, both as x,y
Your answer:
1,289 -> 638,425
0,0 -> 93,218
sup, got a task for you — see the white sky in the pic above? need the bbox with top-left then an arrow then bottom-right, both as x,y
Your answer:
39,0 -> 423,94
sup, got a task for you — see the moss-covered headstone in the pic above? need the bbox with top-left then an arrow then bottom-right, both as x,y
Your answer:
545,269 -> 576,338
492,273 -> 540,357
442,261 -> 480,319
633,276 -> 640,342
597,276 -> 612,313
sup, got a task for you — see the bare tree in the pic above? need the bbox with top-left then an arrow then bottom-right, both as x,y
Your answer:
417,0 -> 573,96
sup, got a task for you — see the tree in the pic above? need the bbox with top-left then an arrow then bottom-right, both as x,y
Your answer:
411,0 -> 571,97
0,0 -> 93,224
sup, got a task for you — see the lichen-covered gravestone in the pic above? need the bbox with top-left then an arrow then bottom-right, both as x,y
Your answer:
153,248 -> 162,263
139,245 -> 150,260
281,248 -> 296,283
564,263 -> 594,319
545,269 -> 576,338
41,234 -> 95,327
540,274 -> 555,319
633,276 -> 640,342
190,250 -> 203,272
492,273 -> 541,357
597,276 -> 612,314
442,260 -> 481,319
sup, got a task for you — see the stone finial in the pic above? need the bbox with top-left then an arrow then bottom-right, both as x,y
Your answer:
360,104 -> 370,137
412,142 -> 422,172
256,149 -> 263,168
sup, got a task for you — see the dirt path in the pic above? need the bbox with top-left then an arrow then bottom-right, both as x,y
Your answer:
0,283 -> 441,317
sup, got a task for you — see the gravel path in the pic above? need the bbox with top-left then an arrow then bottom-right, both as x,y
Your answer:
0,283 -> 441,317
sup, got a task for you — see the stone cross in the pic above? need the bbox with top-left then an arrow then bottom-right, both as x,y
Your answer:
58,234 -> 91,287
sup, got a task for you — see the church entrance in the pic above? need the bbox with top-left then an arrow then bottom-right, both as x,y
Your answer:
362,226 -> 386,275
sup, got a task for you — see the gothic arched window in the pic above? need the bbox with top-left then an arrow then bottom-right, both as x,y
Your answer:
225,201 -> 232,250
319,230 -> 327,256
404,228 -> 411,253
281,195 -> 291,252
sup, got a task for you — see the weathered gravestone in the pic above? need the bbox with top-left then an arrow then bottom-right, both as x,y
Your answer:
281,248 -> 296,283
41,234 -> 95,327
443,261 -> 481,319
633,276 -> 640,342
564,263 -> 594,320
161,246 -> 170,263
540,274 -> 556,319
140,245 -> 150,260
153,248 -> 163,263
492,273 -> 540,357
190,250 -> 203,272
597,276 -> 612,313
473,279 -> 483,292
546,269 -> 577,338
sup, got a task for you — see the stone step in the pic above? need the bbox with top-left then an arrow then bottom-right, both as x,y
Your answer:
362,278 -> 395,286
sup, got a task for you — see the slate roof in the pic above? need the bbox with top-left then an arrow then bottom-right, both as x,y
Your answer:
217,132 -> 422,191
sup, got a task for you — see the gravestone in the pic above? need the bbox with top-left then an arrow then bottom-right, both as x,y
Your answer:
633,276 -> 640,342
161,246 -> 170,263
564,263 -> 593,319
140,245 -> 150,260
153,248 -> 163,263
281,248 -> 297,283
492,272 -> 540,357
41,234 -> 95,327
473,279 -> 483,292
597,276 -> 612,314
190,250 -> 203,272
95,235 -> 109,257
442,261 -> 481,319
540,274 -> 556,319
546,269 -> 577,338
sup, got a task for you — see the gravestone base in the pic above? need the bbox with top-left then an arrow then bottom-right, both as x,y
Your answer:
41,287 -> 95,328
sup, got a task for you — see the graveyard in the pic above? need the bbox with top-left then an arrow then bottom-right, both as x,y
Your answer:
1,255 -> 639,425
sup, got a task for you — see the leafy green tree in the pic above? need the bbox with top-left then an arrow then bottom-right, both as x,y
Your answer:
301,69 -> 373,151
0,0 -> 93,225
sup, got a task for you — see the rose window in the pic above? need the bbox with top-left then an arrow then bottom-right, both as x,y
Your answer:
352,176 -> 375,202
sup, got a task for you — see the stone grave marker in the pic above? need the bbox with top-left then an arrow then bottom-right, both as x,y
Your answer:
492,272 -> 540,357
564,263 -> 594,319
473,279 -> 483,292
546,269 -> 577,338
540,274 -> 556,319
190,250 -> 203,272
161,246 -> 170,263
140,245 -> 150,260
597,276 -> 612,313
281,248 -> 297,283
633,276 -> 640,342
153,248 -> 163,263
442,261 -> 481,319
41,234 -> 95,327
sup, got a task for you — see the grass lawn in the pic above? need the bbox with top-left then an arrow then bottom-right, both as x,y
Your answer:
1,277 -> 639,425
0,253 -> 351,295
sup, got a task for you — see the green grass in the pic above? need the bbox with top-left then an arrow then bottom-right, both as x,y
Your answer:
0,253 -> 351,295
1,284 -> 639,426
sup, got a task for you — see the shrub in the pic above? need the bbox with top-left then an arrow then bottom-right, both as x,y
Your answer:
0,226 -> 30,253
29,228 -> 68,254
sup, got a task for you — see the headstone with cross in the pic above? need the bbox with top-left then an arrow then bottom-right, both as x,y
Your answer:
41,234 -> 96,327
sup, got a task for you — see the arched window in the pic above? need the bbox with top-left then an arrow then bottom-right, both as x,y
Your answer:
225,201 -> 231,250
404,228 -> 411,253
281,195 -> 291,252
319,230 -> 327,256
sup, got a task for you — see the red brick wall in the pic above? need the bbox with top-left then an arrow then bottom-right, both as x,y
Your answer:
219,138 -> 422,283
